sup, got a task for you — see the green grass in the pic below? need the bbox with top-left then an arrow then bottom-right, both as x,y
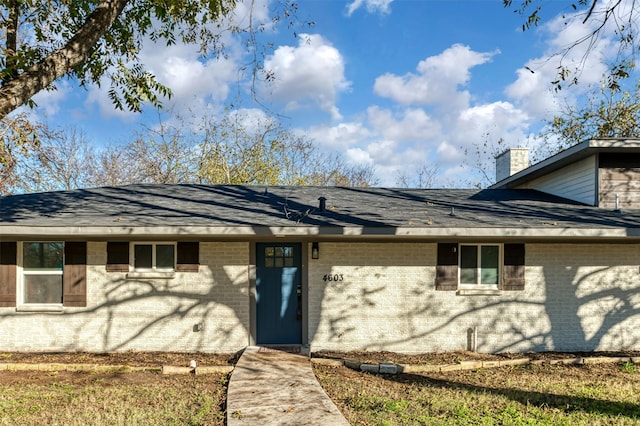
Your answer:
315,362 -> 640,425
0,371 -> 228,426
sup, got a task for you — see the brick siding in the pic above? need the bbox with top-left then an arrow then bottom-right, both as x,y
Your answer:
2,240 -> 639,354
0,242 -> 250,353
308,242 -> 640,353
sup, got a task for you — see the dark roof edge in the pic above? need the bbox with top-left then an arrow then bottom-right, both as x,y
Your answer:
490,138 -> 640,189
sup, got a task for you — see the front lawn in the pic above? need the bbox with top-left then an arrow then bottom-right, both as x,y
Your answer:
0,370 -> 228,426
314,361 -> 640,425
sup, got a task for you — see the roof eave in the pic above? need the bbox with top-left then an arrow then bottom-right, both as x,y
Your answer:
1,225 -> 638,240
490,138 -> 640,189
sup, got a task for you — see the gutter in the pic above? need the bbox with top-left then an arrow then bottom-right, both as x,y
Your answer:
1,225 -> 639,240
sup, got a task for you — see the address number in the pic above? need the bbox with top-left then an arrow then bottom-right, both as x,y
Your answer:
323,274 -> 344,282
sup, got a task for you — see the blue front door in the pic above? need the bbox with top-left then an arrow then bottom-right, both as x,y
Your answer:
256,243 -> 302,344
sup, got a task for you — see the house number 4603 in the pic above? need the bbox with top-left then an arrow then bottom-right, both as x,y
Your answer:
323,274 -> 344,282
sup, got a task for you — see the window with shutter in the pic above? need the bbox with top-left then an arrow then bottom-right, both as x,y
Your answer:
107,241 -> 200,275
435,242 -> 526,292
4,241 -> 88,308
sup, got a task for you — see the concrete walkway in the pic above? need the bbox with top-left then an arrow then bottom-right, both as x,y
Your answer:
227,346 -> 350,425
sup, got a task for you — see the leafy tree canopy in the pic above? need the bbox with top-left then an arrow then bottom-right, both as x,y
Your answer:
542,78 -> 640,154
0,0 -> 250,118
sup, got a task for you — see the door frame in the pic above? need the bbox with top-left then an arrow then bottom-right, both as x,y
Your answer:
249,240 -> 309,346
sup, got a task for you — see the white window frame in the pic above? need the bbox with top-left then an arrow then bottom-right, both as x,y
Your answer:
130,242 -> 176,272
458,243 -> 502,289
17,242 -> 64,309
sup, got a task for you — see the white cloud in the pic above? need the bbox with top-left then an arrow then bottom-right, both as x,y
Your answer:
32,81 -> 71,118
262,33 -> 350,120
225,107 -> 279,134
145,44 -> 238,106
505,7 -> 618,118
297,44 -> 531,187
231,0 -> 273,30
81,0 -> 273,120
84,83 -> 140,120
367,106 -> 441,142
374,44 -> 498,110
346,0 -> 393,16
345,146 -> 375,165
306,121 -> 372,150
358,44 -> 533,186
83,36 -> 241,119
435,140 -> 461,164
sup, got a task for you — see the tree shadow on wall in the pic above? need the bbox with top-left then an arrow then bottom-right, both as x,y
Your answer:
343,243 -> 640,355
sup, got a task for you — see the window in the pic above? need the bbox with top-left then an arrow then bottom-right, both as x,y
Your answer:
436,243 -> 525,292
22,242 -> 64,304
459,244 -> 500,286
264,246 -> 295,268
4,242 -> 86,308
106,241 -> 199,273
132,243 -> 175,271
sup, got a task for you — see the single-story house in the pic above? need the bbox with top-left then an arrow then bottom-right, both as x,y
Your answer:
1,138 -> 639,354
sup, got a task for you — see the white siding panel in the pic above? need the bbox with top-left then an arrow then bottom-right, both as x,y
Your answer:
519,155 -> 596,205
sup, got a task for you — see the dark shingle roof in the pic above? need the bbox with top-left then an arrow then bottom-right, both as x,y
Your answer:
1,184 -> 639,237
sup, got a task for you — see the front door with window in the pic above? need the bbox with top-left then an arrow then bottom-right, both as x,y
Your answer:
256,243 -> 302,344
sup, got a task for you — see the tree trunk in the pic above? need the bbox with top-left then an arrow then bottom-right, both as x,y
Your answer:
4,0 -> 19,82
0,0 -> 129,119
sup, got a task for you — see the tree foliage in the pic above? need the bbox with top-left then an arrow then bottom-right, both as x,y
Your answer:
0,113 -> 40,194
504,0 -> 639,90
2,112 -> 377,194
0,1 -> 309,184
542,78 -> 640,153
0,0 -> 242,118
196,112 -> 377,187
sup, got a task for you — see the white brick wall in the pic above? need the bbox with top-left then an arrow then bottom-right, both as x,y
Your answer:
3,240 -> 639,354
0,242 -> 251,353
309,242 -> 640,353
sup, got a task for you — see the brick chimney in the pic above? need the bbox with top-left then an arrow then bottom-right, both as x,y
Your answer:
495,148 -> 530,182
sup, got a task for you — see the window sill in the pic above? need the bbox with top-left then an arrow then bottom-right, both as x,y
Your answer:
456,288 -> 501,296
16,305 -> 64,313
127,271 -> 175,280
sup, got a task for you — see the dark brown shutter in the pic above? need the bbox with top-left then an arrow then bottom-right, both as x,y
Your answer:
63,242 -> 87,307
435,243 -> 458,291
106,242 -> 129,272
176,242 -> 199,272
0,242 -> 17,307
503,243 -> 525,291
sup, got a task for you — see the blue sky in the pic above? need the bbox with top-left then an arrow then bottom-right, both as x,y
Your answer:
25,0 -> 630,187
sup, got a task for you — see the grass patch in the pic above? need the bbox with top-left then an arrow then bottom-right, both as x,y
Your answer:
0,371 -> 228,426
621,361 -> 637,374
315,362 -> 640,425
